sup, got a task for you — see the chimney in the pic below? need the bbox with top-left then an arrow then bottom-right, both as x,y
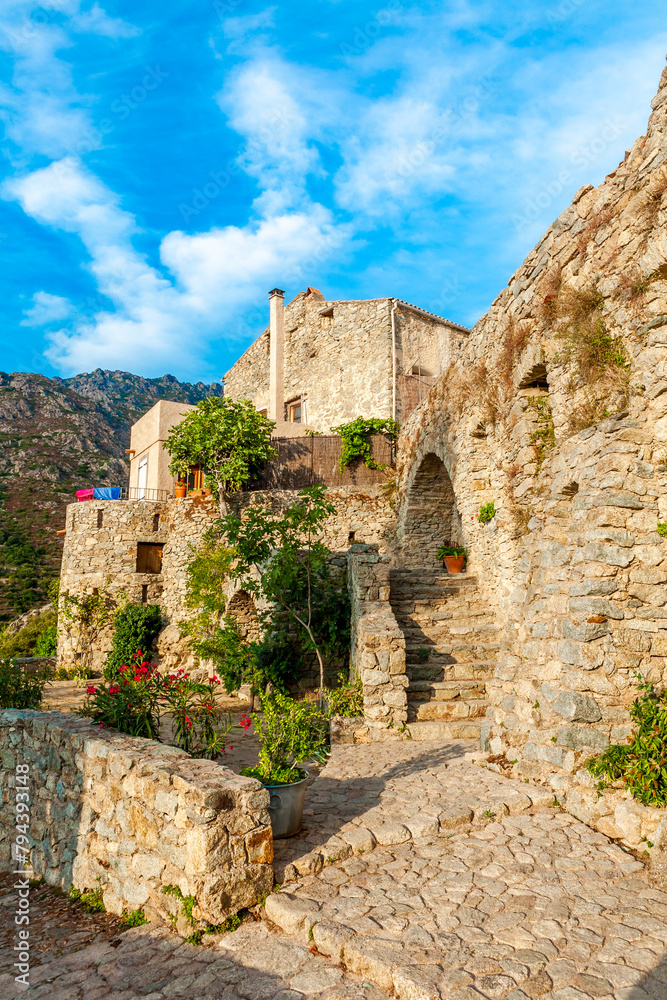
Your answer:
269,288 -> 285,423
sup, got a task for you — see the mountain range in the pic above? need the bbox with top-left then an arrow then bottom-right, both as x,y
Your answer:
0,369 -> 222,622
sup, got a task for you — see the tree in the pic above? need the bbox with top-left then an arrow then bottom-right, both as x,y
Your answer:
222,485 -> 349,703
164,397 -> 276,514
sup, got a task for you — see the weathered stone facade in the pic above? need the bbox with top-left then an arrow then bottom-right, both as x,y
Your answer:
223,288 -> 469,430
0,710 -> 273,927
58,488 -> 396,677
380,61 -> 667,834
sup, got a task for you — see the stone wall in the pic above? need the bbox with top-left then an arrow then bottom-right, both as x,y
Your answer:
348,547 -> 408,737
0,710 -> 273,927
58,488 -> 396,679
389,61 -> 667,822
224,289 -> 466,430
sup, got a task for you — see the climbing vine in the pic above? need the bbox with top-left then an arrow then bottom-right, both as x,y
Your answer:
330,417 -> 398,472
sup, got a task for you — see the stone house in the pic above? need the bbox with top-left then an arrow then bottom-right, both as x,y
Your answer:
223,287 -> 470,434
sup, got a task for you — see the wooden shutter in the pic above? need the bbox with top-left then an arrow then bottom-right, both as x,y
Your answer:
136,542 -> 164,574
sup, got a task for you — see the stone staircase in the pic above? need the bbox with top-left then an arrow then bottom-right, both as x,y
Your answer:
389,568 -> 500,741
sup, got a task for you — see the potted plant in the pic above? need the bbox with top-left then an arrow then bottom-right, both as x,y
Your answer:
174,480 -> 187,498
437,544 -> 467,574
241,691 -> 329,838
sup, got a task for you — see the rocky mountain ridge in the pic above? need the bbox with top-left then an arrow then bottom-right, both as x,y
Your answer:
0,368 -> 222,621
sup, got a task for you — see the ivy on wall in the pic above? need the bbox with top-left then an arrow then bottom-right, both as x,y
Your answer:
330,417 -> 398,473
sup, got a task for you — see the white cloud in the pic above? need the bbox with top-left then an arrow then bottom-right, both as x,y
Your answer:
21,291 -> 74,326
3,158 -> 350,375
70,3 -> 140,39
222,8 -> 276,41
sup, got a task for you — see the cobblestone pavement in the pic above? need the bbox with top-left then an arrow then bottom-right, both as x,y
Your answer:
271,741 -> 555,882
264,745 -> 667,1000
0,909 -> 390,1000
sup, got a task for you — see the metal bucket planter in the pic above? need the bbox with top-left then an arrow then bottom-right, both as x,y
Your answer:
265,771 -> 308,838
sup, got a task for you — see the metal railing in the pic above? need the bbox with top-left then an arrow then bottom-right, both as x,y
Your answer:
120,487 -> 172,501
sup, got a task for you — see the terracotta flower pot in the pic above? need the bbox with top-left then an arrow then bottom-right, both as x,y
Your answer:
443,554 -> 465,574
174,484 -> 187,498
189,489 -> 204,498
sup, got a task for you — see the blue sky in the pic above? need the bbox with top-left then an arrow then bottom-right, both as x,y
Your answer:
1,1 -> 666,384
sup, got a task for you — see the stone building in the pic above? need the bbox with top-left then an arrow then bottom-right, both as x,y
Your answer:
223,287 -> 470,434
56,58 -> 667,857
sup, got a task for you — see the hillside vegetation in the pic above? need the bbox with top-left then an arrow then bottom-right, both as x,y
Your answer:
0,369 -> 222,621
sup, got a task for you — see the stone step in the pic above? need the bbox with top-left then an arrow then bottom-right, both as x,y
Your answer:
401,626 -> 501,641
407,680 -> 487,700
405,641 -> 501,658
407,718 -> 485,741
407,697 -> 489,722
407,661 -> 496,681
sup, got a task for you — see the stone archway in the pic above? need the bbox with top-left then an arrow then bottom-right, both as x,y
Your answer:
397,452 -> 463,567
227,590 -> 261,642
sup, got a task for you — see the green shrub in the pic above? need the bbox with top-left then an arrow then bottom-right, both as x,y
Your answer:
69,884 -> 105,913
0,659 -> 50,709
105,604 -> 163,681
34,625 -> 57,656
587,675 -> 667,806
241,691 -> 329,785
657,521 -> 667,538
325,673 -> 363,717
330,417 -> 398,472
436,545 -> 467,561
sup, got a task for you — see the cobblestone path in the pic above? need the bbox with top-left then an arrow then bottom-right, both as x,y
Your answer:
2,740 -> 667,1000
265,743 -> 667,1000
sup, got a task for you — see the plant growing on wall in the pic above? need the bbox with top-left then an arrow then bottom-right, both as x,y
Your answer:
164,397 -> 276,514
587,674 -> 667,807
330,417 -> 397,473
222,485 -> 349,702
527,396 -> 555,472
477,502 -> 496,523
59,583 -> 117,677
105,603 -> 163,681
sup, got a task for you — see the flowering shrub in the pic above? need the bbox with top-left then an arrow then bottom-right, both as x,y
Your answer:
79,652 -> 241,759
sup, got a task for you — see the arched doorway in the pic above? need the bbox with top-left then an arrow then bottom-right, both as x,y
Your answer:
398,452 -> 463,567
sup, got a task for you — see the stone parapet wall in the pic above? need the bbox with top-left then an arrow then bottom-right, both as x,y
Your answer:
0,710 -> 273,928
348,547 -> 408,738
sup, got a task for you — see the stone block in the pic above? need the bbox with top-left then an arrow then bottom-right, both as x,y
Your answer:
341,827 -> 376,853
590,492 -> 644,509
264,892 -> 321,935
362,669 -> 390,687
583,542 -> 634,567
439,805 -> 474,830
371,823 -> 410,846
312,918 -> 355,959
556,727 -> 609,752
568,597 -> 624,620
132,854 -> 165,880
552,691 -> 602,723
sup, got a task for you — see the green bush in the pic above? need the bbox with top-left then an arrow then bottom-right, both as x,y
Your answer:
34,625 -> 57,656
325,673 -> 363,717
105,604 -> 163,680
477,502 -> 496,524
0,609 -> 57,659
330,416 -> 397,472
587,675 -> 667,806
241,691 -> 329,785
0,659 -> 50,709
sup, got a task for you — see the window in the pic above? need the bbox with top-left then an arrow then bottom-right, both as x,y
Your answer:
152,512 -> 160,532
137,457 -> 148,500
187,466 -> 204,491
136,542 -> 164,574
141,584 -> 148,604
289,402 -> 301,423
97,510 -> 103,528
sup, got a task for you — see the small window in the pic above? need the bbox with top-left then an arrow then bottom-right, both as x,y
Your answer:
289,402 -> 301,423
136,542 -> 164,574
152,512 -> 160,532
141,584 -> 148,604
348,531 -> 356,543
97,510 -> 103,528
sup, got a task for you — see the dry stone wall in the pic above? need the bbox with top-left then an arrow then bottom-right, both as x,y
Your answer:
0,710 -> 273,927
390,61 -> 667,836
